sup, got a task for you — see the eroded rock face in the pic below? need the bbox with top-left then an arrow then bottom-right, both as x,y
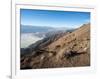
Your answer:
21,23 -> 90,69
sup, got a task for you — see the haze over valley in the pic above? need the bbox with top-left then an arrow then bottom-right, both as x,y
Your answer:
21,25 -> 72,48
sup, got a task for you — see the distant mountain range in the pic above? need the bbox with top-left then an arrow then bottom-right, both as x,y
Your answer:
21,25 -> 55,33
21,25 -> 75,33
20,23 -> 90,69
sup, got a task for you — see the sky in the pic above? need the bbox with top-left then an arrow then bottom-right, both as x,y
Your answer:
20,9 -> 90,28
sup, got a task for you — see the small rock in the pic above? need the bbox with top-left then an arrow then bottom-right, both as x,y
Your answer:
40,55 -> 45,60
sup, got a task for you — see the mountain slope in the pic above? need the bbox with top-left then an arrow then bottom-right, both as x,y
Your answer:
21,23 -> 90,69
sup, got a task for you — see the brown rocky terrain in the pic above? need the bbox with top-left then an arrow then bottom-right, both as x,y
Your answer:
21,23 -> 90,69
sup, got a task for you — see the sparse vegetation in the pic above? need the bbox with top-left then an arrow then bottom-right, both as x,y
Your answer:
55,45 -> 61,49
